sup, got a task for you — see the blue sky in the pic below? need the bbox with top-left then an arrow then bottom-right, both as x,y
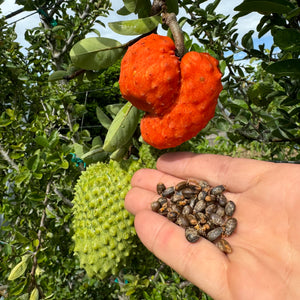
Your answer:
0,0 -> 272,54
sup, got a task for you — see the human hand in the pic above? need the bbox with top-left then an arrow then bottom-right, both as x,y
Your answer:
125,152 -> 300,300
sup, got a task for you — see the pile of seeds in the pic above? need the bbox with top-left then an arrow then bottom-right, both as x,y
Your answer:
151,180 -> 237,254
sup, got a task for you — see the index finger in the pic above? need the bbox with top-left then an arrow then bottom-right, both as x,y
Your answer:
156,152 -> 275,193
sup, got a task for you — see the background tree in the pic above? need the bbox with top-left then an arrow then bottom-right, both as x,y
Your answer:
1,0 -> 299,299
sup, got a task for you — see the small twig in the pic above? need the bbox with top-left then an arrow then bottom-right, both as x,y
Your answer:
0,144 -> 19,171
162,12 -> 186,58
53,187 -> 73,207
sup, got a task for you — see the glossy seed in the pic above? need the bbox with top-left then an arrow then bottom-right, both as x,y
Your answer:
176,215 -> 190,228
182,205 -> 193,216
210,213 -> 224,226
189,196 -> 197,209
198,191 -> 208,201
215,205 -> 225,216
205,203 -> 217,215
207,227 -> 223,241
162,186 -> 175,198
225,201 -> 236,216
215,239 -> 232,254
195,212 -> 207,224
157,197 -> 167,206
170,204 -> 182,215
194,200 -> 206,213
224,217 -> 237,236
175,181 -> 189,191
187,214 -> 198,226
185,227 -> 200,243
156,182 -> 166,195
211,185 -> 225,196
217,194 -> 227,207
182,187 -> 197,199
151,201 -> 161,212
167,211 -> 177,222
171,191 -> 184,203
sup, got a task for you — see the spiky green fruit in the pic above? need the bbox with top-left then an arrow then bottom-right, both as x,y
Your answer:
72,159 -> 141,279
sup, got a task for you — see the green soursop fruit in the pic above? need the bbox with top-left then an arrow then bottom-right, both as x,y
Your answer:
72,158 -> 141,279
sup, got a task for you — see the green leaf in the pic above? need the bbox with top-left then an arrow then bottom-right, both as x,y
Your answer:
273,28 -> 300,51
241,30 -> 254,50
103,102 -> 139,152
106,104 -> 124,117
81,145 -> 107,165
266,59 -> 300,77
29,287 -> 39,300
35,136 -> 49,148
117,6 -> 132,16
166,0 -> 179,14
0,119 -> 13,127
234,0 -> 294,15
70,37 -> 124,70
8,254 -> 31,280
48,71 -> 68,82
123,0 -> 137,13
96,106 -> 112,129
27,154 -> 40,172
108,16 -> 161,36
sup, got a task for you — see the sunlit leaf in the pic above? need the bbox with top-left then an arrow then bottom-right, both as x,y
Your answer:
234,0 -> 294,15
70,37 -> 125,70
266,59 -> 300,77
108,16 -> 161,35
103,102 -> 139,152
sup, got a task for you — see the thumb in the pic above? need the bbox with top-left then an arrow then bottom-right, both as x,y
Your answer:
134,210 -> 230,300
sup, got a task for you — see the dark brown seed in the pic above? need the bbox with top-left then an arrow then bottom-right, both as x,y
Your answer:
185,227 -> 200,243
216,206 -> 225,217
196,225 -> 207,237
171,191 -> 184,203
187,214 -> 198,226
194,200 -> 206,213
170,204 -> 182,215
167,211 -> 177,222
151,201 -> 161,212
195,212 -> 207,224
215,239 -> 232,254
198,191 -> 208,201
224,217 -> 237,236
162,186 -> 175,198
182,187 -> 197,199
225,201 -> 236,216
217,194 -> 227,207
205,203 -> 217,215
207,227 -> 223,241
156,182 -> 166,195
182,205 -> 193,216
175,181 -> 189,191
210,213 -> 224,226
211,185 -> 225,196
157,197 -> 167,206
158,203 -> 168,215
189,196 -> 197,209
176,215 -> 190,228
197,180 -> 209,189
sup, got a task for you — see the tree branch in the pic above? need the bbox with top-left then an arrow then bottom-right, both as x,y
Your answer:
162,12 -> 186,58
53,187 -> 73,207
0,144 -> 19,171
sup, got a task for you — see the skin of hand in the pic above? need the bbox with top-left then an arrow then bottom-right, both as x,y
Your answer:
125,152 -> 300,300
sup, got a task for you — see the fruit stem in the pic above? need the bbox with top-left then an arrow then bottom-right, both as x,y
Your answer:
162,12 -> 186,58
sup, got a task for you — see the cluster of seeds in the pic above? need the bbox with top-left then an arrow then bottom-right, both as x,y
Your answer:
151,180 -> 237,254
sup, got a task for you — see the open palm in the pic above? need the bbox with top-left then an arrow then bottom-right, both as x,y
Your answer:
125,152 -> 300,300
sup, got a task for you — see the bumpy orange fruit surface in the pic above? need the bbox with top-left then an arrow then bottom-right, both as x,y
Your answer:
119,34 -> 223,149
